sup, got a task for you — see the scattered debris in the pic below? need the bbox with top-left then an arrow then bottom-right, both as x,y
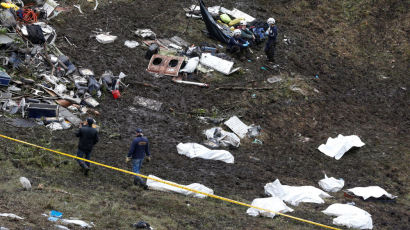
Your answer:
224,116 -> 249,139
220,7 -> 255,23
346,186 -> 397,200
204,127 -> 240,148
176,143 -> 234,163
135,29 -> 156,39
19,177 -> 31,190
132,221 -> 152,229
318,134 -> 365,160
0,213 -> 24,220
147,175 -> 214,198
323,204 -> 373,229
247,125 -> 261,138
180,57 -> 199,73
133,96 -> 162,111
124,40 -> 139,48
0,71 -> 11,86
247,197 -> 294,218
54,225 -> 70,230
48,210 -> 63,222
60,219 -> 94,228
199,53 -> 240,75
147,54 -> 184,76
318,174 -> 345,192
264,179 -> 331,206
27,104 -> 59,118
267,76 -> 282,83
96,33 -> 117,44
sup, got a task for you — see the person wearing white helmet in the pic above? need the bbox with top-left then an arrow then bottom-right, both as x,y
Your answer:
227,28 -> 249,58
265,17 -> 278,62
237,20 -> 255,43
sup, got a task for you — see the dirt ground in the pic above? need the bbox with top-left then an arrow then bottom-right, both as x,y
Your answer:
1,0 -> 409,229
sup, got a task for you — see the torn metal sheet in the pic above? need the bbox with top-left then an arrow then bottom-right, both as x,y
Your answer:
0,92 -> 12,101
199,53 -> 240,75
147,54 -> 184,77
133,96 -> 162,111
220,7 -> 255,23
224,116 -> 250,139
83,97 -> 99,108
6,118 -> 38,128
142,40 -> 168,49
43,0 -> 59,17
0,33 -> 18,44
59,107 -> 82,126
170,36 -> 190,48
135,29 -> 156,39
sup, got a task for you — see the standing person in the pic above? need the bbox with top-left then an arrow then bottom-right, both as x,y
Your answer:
75,118 -> 99,176
126,128 -> 151,189
265,17 -> 278,62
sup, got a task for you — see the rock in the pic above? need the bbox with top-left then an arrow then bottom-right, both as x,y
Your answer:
19,177 -> 32,190
1,227 -> 10,230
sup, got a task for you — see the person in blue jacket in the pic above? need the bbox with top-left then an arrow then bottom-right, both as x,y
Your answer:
228,29 -> 249,59
265,17 -> 278,62
126,128 -> 151,189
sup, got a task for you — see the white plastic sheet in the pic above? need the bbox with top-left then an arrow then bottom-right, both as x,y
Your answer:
318,174 -> 344,192
0,213 -> 24,220
246,197 -> 293,218
224,116 -> 249,139
135,29 -> 156,39
199,53 -> 239,75
61,219 -> 93,228
204,127 -> 240,148
318,134 -> 365,160
264,179 -> 331,206
124,40 -> 139,48
323,203 -> 373,229
347,186 -> 397,200
176,143 -> 234,163
180,57 -> 199,73
147,175 -> 213,198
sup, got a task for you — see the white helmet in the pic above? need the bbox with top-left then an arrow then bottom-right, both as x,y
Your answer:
239,20 -> 247,26
233,29 -> 241,36
267,18 -> 275,25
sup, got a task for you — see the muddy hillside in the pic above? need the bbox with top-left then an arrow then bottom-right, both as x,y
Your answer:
0,0 -> 408,229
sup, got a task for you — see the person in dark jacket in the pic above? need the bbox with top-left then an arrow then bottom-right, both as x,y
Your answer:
126,128 -> 151,189
75,118 -> 99,175
265,17 -> 278,62
228,29 -> 249,59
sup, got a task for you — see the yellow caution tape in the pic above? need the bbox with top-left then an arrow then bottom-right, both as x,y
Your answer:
0,134 -> 340,230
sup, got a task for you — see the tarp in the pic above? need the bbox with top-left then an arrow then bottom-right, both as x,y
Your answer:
347,186 -> 397,200
264,179 -> 331,206
323,204 -> 373,229
199,0 -> 230,44
318,174 -> 344,192
147,175 -> 214,198
177,143 -> 234,163
318,134 -> 365,160
246,197 -> 293,218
